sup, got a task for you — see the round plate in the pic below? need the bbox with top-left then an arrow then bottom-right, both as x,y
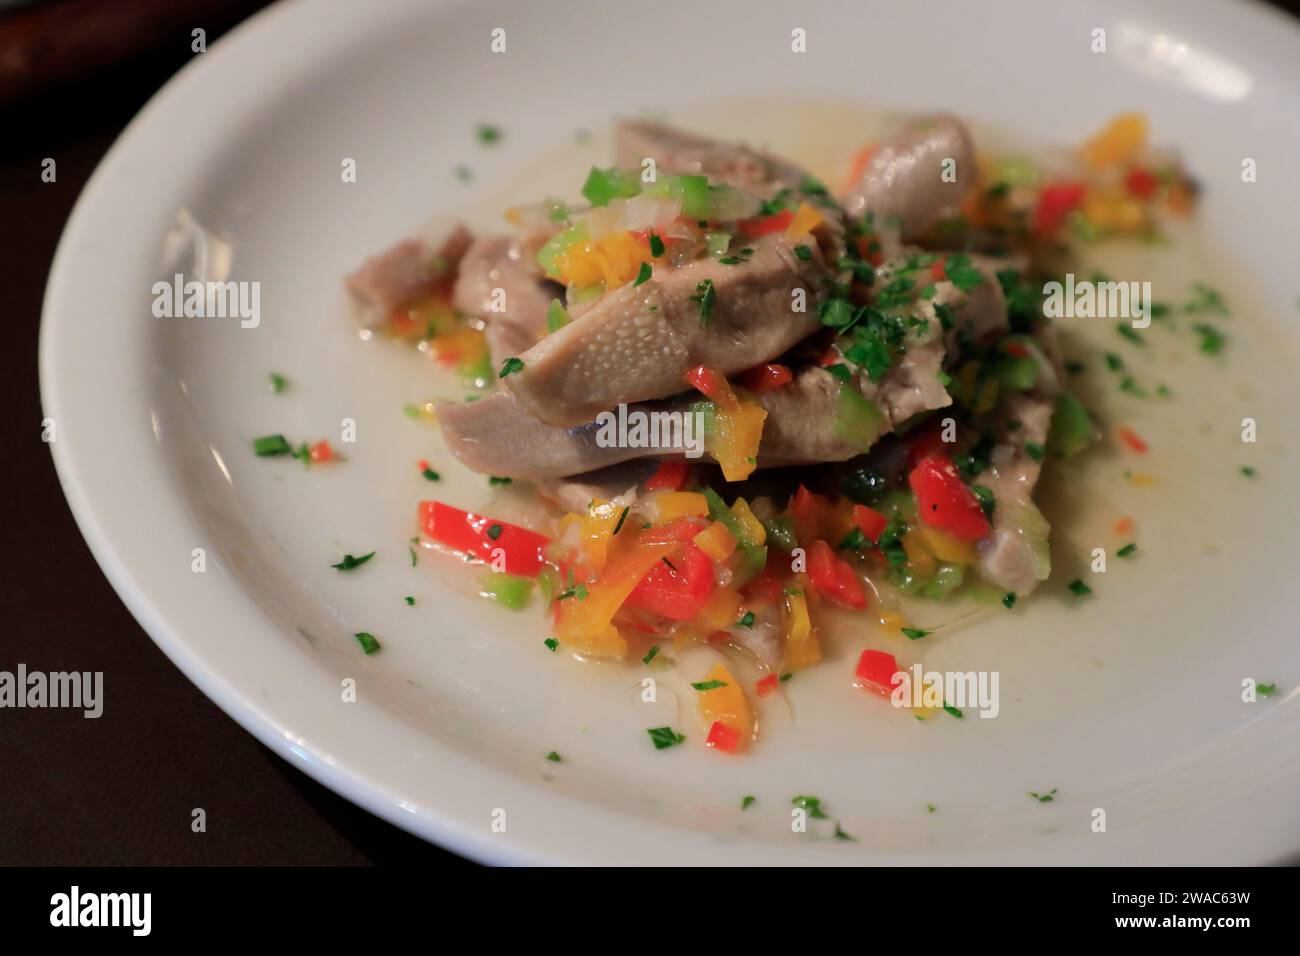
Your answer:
42,0 -> 1300,864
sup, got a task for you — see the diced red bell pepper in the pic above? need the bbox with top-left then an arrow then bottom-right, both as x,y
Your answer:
645,459 -> 689,492
908,456 -> 990,542
807,539 -> 868,610
790,484 -> 833,542
624,542 -> 715,621
738,209 -> 794,237
1003,341 -> 1031,359
1033,182 -> 1086,237
740,363 -> 793,392
418,501 -> 549,576
1117,426 -> 1148,453
755,673 -> 779,697
930,257 -> 948,281
706,720 -> 743,752
309,440 -> 335,463
1124,167 -> 1159,199
855,649 -> 901,698
851,504 -> 888,543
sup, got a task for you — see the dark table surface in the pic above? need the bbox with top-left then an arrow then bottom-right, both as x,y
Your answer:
3,0 -> 1297,867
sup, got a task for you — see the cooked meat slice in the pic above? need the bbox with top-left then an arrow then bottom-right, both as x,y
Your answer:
503,234 -> 833,426
842,114 -> 976,241
452,234 -> 563,365
614,119 -> 808,193
436,391 -> 642,480
345,221 -> 472,327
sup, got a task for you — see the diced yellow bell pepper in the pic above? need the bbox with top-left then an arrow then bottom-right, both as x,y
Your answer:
1081,113 -> 1147,170
694,521 -> 737,562
711,401 -> 767,482
554,231 -> 651,289
656,491 -> 709,522
878,609 -> 905,639
785,202 -> 825,239
728,498 -> 767,547
697,663 -> 753,752
553,534 -> 677,659
1082,187 -> 1146,234
579,499 -> 622,569
901,531 -> 937,577
783,586 -> 821,670
698,587 -> 743,630
915,525 -> 977,565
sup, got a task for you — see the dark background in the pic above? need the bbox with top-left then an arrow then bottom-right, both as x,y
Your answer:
1,0 -> 1296,866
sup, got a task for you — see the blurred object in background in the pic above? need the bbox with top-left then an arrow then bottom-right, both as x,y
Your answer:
0,0 -> 271,105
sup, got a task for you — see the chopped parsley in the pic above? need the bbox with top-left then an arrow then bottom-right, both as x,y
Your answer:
613,506 -> 630,535
1193,323 -> 1226,355
1184,282 -> 1228,317
1257,682 -> 1278,697
902,627 -> 932,640
926,803 -> 937,814
642,645 -> 660,665
475,124 -> 502,145
544,637 -> 558,652
971,484 -> 996,519
942,253 -> 985,292
421,467 -> 441,482
546,751 -> 562,763
633,261 -> 652,287
793,244 -> 812,261
833,822 -> 856,842
486,524 -> 503,540
691,679 -> 728,691
404,596 -> 415,606
1116,324 -> 1144,345
839,527 -> 869,551
791,795 -> 828,819
1068,579 -> 1093,596
741,795 -> 756,810
825,363 -> 853,383
1240,466 -> 1257,478
555,584 -> 588,602
689,278 -> 717,326
648,232 -> 665,257
498,357 -> 524,378
331,551 -> 375,571
409,537 -> 419,566
1024,441 -> 1045,462
1002,592 -> 1017,609
647,727 -> 685,750
354,632 -> 381,655
488,475 -> 513,486
1105,351 -> 1125,372
268,373 -> 287,394
942,701 -> 963,719
877,518 -> 908,568
738,612 -> 756,628
1116,543 -> 1137,558
1029,788 -> 1058,803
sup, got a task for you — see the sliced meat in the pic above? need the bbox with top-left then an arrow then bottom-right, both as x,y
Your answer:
503,233 -> 833,426
345,221 -> 472,327
452,233 -> 563,365
842,114 -> 976,241
615,119 -> 809,193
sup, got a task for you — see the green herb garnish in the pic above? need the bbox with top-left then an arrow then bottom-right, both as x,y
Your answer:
331,551 -> 376,571
1068,579 -> 1092,596
689,278 -> 717,326
633,261 -> 652,287
647,727 -> 685,750
902,627 -> 932,640
498,357 -> 525,378
692,679 -> 727,691
268,373 -> 287,394
354,632 -> 381,655
1116,543 -> 1137,558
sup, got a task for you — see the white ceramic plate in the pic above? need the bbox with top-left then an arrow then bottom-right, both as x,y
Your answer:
42,0 -> 1300,864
